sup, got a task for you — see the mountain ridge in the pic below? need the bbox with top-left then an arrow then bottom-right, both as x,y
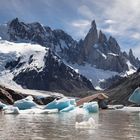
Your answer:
0,18 -> 139,91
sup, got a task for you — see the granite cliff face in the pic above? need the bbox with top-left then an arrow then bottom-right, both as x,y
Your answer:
76,20 -> 139,73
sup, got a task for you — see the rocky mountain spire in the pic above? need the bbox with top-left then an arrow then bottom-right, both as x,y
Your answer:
128,49 -> 140,68
91,20 -> 97,30
129,49 -> 134,58
9,18 -> 19,27
108,36 -> 120,54
82,20 -> 98,56
98,30 -> 107,44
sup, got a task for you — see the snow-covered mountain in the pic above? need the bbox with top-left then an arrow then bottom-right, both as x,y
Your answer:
0,18 -> 139,91
0,40 -> 94,96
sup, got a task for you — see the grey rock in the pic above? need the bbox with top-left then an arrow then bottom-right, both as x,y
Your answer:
82,20 -> 98,57
108,36 -> 121,54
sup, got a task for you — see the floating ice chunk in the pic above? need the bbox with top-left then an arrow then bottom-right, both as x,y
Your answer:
75,117 -> 95,128
129,87 -> 140,104
60,105 -> 75,112
19,108 -> 58,114
24,96 -> 34,101
43,97 -> 70,110
40,109 -> 58,114
69,99 -> 76,105
70,107 -> 88,115
14,96 -> 37,110
0,101 -> 7,109
4,107 -> 20,114
4,107 -> 58,114
83,102 -> 99,113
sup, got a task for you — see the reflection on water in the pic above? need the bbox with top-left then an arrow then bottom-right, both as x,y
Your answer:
0,110 -> 140,140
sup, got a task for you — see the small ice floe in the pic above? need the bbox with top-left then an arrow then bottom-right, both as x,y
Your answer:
4,107 -> 20,114
83,102 -> 99,113
0,101 -> 7,110
117,107 -> 140,112
75,117 -> 95,128
107,105 -> 124,110
18,108 -> 58,114
70,107 -> 88,115
4,107 -> 58,114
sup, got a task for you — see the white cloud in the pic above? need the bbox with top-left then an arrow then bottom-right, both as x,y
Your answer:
132,45 -> 140,58
104,20 -> 116,24
71,19 -> 90,28
67,19 -> 91,39
102,26 -> 118,35
131,33 -> 140,40
77,5 -> 95,19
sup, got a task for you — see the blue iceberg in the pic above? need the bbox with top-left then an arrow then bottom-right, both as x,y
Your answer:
60,105 -> 75,112
14,96 -> 37,110
83,102 -> 99,113
43,97 -> 71,110
69,99 -> 76,105
129,87 -> 140,104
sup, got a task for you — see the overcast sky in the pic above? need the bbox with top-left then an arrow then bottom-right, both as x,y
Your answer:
0,0 -> 140,58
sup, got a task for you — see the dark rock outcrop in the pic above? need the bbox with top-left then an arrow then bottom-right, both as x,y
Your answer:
0,84 -> 63,105
106,71 -> 140,105
34,96 -> 62,105
0,85 -> 25,104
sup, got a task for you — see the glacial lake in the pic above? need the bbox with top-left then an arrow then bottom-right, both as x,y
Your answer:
0,109 -> 140,140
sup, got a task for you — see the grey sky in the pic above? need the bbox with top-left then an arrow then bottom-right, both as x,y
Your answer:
0,0 -> 140,57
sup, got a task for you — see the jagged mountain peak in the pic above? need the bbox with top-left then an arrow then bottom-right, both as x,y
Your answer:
91,20 -> 97,29
9,17 -> 19,25
129,48 -> 134,57
81,20 -> 98,57
98,30 -> 107,44
108,36 -> 121,54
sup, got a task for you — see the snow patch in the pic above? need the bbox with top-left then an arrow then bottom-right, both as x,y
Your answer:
108,53 -> 119,56
125,61 -> 136,75
64,63 -> 118,89
97,49 -> 107,59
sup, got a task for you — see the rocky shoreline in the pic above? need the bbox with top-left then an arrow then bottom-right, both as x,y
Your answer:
0,85 -> 62,106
